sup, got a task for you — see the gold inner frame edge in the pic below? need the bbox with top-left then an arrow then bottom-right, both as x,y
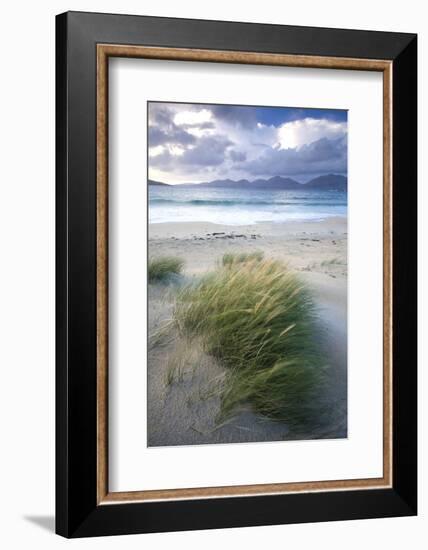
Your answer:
96,44 -> 393,505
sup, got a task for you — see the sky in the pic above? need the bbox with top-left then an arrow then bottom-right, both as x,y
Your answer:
148,102 -> 347,184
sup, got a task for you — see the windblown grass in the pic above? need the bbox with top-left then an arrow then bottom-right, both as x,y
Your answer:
148,256 -> 184,283
174,258 -> 327,430
222,250 -> 264,266
320,257 -> 342,267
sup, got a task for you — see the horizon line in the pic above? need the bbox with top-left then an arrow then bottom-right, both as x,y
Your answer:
148,173 -> 347,186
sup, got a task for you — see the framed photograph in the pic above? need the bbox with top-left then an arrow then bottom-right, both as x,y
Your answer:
56,11 -> 417,537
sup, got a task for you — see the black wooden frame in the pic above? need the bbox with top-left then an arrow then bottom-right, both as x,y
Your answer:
56,11 -> 417,538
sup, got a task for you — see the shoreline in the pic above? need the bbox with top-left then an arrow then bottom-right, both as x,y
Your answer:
149,215 -> 346,234
149,217 -> 347,275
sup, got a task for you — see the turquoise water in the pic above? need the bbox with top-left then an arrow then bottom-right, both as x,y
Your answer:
149,186 -> 347,225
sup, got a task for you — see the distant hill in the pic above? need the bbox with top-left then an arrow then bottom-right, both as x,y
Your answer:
303,174 -> 347,191
148,179 -> 170,186
149,174 -> 347,191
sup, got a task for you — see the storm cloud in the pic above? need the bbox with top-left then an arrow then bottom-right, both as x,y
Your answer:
148,126 -> 196,148
148,102 -> 347,183
229,149 -> 247,162
150,135 -> 234,169
210,105 -> 258,128
245,136 -> 347,177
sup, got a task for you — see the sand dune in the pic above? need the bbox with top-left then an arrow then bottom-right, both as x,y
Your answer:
148,218 -> 347,447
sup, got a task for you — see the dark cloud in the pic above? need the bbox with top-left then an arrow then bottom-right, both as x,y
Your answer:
245,136 -> 347,177
148,104 -> 197,148
210,105 -> 257,128
150,135 -> 233,171
149,104 -> 177,127
148,126 -> 196,148
229,149 -> 247,162
183,136 -> 233,165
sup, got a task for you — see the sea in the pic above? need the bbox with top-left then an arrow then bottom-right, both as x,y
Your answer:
149,185 -> 347,226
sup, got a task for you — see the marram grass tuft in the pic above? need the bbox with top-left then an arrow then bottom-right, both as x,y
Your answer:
174,256 -> 328,430
222,250 -> 264,266
148,256 -> 184,283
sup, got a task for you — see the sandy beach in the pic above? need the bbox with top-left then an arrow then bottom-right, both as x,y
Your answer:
147,217 -> 347,447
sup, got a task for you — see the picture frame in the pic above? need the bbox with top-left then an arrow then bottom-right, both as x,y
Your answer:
56,11 -> 417,538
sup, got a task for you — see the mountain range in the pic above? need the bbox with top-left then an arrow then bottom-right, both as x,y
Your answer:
148,174 -> 347,191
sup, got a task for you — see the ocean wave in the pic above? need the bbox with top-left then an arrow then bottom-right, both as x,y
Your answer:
149,198 -> 347,207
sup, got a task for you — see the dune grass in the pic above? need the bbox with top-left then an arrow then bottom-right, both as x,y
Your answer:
148,256 -> 184,283
222,250 -> 264,266
320,257 -> 342,267
173,256 -> 327,429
